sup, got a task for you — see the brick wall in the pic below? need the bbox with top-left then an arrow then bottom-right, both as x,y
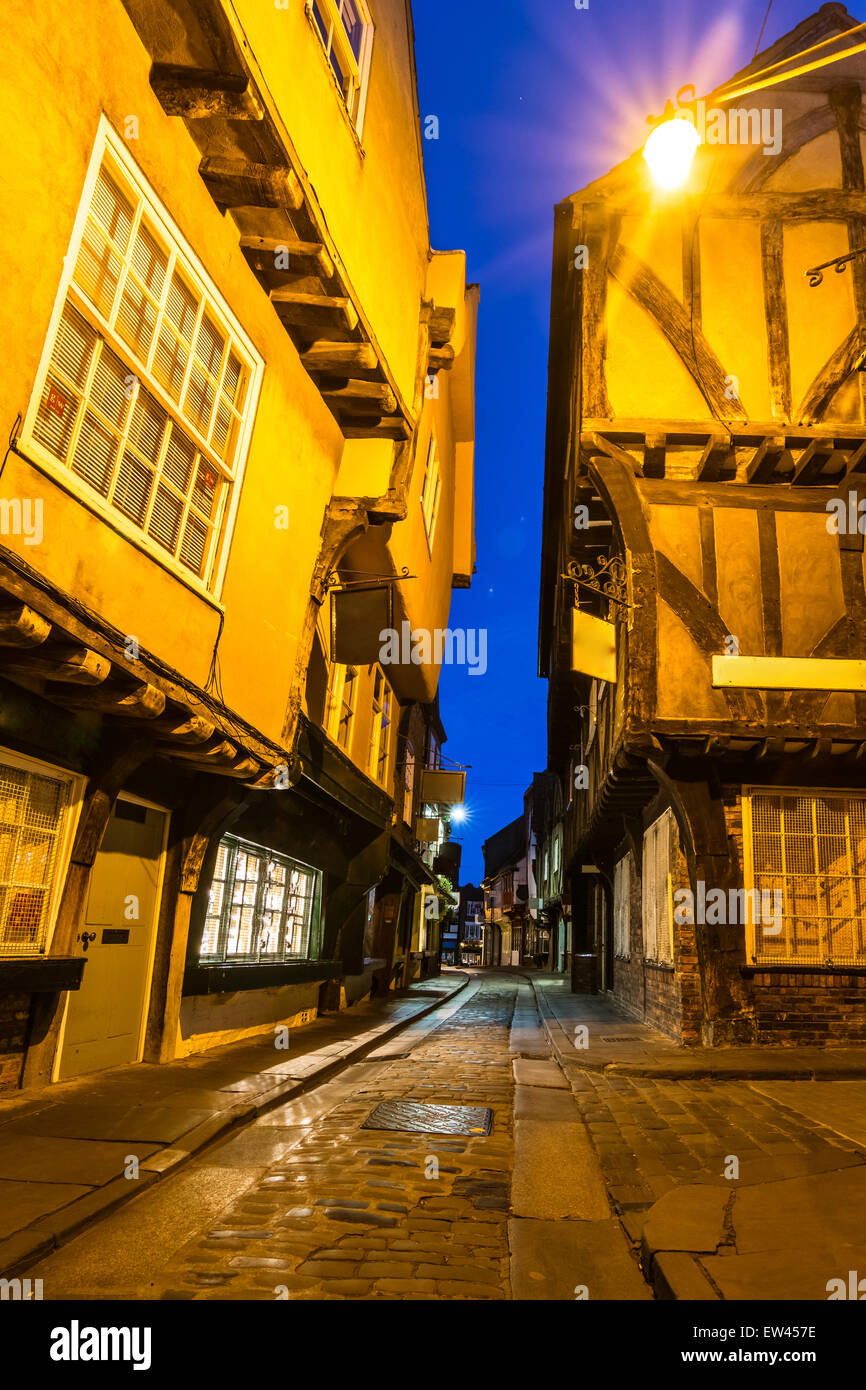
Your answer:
0,992 -> 30,1091
750,971 -> 866,1044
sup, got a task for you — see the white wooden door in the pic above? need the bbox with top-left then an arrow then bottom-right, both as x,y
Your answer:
59,797 -> 166,1080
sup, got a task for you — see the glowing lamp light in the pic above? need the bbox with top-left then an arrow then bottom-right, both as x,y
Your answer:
450,805 -> 468,826
643,115 -> 700,190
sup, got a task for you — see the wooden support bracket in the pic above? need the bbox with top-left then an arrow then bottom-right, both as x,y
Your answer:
150,65 -> 264,120
199,156 -> 303,211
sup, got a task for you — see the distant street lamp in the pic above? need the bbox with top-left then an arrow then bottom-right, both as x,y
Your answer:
642,114 -> 700,190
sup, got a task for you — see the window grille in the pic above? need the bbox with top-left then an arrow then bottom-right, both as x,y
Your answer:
0,765 -> 70,956
746,790 -> 866,965
642,809 -> 674,964
613,853 -> 631,958
200,837 -> 318,964
27,142 -> 258,588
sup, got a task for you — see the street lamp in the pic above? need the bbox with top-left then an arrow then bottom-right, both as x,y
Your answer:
643,114 -> 700,190
450,804 -> 468,826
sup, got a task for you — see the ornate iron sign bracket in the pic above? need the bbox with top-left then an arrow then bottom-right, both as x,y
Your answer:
561,553 -> 640,629
805,246 -> 866,287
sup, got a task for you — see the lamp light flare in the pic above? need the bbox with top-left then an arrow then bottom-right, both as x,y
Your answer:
450,805 -> 468,826
642,115 -> 700,189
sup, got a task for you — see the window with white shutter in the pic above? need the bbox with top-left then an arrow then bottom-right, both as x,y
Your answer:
744,788 -> 866,966
642,809 -> 674,964
24,121 -> 261,594
613,852 -> 631,958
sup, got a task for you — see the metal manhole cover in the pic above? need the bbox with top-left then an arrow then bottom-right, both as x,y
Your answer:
361,1099 -> 493,1136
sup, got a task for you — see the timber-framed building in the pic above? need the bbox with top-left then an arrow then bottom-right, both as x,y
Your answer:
540,3 -> 866,1045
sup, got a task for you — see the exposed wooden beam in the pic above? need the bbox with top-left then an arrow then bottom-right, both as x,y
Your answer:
270,288 -> 358,331
46,681 -> 166,719
428,306 -> 456,346
0,643 -> 110,685
582,416 -> 866,442
239,235 -> 334,280
198,156 -> 303,211
791,438 -> 837,484
797,326 -> 862,425
580,432 -> 641,475
0,603 -> 51,648
428,345 -> 455,373
147,713 -> 216,745
643,432 -> 666,478
842,439 -> 866,485
167,738 -> 239,765
761,221 -> 792,421
150,64 -> 264,120
610,244 -> 744,421
604,191 -> 866,220
341,418 -> 412,440
301,341 -> 378,374
696,435 -> 734,481
321,380 -> 398,413
744,435 -> 788,484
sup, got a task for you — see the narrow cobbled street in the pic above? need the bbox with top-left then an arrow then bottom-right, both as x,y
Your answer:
23,969 -> 866,1304
26,976 -> 521,1301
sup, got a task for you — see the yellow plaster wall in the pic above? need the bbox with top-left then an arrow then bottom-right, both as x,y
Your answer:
232,0 -> 430,406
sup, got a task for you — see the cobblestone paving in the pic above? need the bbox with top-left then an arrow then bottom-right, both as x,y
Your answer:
153,978 -> 520,1300
568,1071 -> 866,1227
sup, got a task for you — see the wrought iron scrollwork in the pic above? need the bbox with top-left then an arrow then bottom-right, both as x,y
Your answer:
326,565 -> 412,589
563,554 -> 630,606
561,553 -> 640,626
806,246 -> 866,287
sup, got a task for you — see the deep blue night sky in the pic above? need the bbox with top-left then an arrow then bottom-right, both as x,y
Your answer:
412,0 -> 832,882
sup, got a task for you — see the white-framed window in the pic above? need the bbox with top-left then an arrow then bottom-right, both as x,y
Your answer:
0,750 -> 84,958
553,833 -> 561,874
613,852 -> 632,959
307,0 -> 374,133
642,809 -> 674,965
402,741 -> 415,825
420,431 -> 442,552
368,665 -> 394,786
22,120 -> 262,597
325,662 -> 358,751
744,787 -> 866,966
200,835 -> 319,964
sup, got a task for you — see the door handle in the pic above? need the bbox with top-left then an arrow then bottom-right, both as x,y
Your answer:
77,931 -> 97,952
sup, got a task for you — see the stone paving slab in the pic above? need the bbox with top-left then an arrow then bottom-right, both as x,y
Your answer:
0,1102 -> 215,1145
512,1059 -> 568,1089
0,1179 -> 92,1240
700,1245 -> 866,1302
509,1217 -> 651,1300
530,974 -> 866,1078
0,1135 -> 161,1185
750,1080 -> 866,1148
